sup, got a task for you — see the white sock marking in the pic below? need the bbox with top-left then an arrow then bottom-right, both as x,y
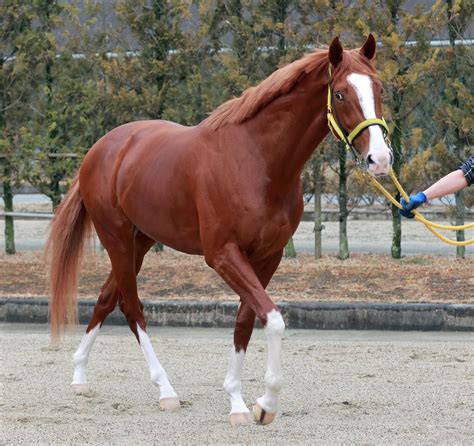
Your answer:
256,309 -> 285,413
72,324 -> 100,385
136,324 -> 177,400
224,349 -> 250,414
347,73 -> 390,166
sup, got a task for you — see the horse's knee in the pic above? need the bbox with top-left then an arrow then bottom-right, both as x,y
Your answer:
264,309 -> 285,337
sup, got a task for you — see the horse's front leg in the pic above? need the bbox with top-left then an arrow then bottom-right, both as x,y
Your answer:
254,308 -> 285,425
210,244 -> 285,426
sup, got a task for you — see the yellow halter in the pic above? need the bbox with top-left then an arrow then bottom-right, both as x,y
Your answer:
326,66 -> 389,164
326,67 -> 473,246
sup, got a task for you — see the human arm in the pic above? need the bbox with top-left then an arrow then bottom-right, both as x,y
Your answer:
399,155 -> 473,219
422,169 -> 468,201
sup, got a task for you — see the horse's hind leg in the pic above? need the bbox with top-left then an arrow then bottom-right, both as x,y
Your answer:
71,273 -> 115,393
224,251 -> 283,426
95,223 -> 179,411
115,295 -> 179,410
71,232 -> 154,394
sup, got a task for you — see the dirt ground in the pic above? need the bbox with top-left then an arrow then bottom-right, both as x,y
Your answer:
1,324 -> 473,445
1,249 -> 473,304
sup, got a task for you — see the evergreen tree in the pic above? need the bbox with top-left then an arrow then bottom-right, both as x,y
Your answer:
0,2 -> 36,253
357,0 -> 444,258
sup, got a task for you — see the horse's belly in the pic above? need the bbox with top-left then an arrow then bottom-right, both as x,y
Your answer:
140,213 -> 203,256
120,183 -> 203,255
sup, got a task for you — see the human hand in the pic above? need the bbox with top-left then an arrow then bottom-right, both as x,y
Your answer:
399,192 -> 427,219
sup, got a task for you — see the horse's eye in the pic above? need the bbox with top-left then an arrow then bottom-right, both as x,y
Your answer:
335,91 -> 344,101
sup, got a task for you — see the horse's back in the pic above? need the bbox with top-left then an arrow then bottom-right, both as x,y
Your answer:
84,120 -> 186,163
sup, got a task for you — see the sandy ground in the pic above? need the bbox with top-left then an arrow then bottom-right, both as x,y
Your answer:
1,219 -> 473,256
1,324 -> 473,445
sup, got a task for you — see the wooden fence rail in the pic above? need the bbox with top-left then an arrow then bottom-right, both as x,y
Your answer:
0,212 -> 54,220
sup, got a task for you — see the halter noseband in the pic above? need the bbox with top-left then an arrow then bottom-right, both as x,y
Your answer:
326,66 -> 390,166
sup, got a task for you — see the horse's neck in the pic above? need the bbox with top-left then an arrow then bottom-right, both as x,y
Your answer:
244,78 -> 329,190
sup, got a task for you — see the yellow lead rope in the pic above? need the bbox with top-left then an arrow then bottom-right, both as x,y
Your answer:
326,72 -> 472,247
363,169 -> 474,247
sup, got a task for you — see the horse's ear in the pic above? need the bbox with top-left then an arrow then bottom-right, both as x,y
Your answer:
329,36 -> 344,68
360,33 -> 376,60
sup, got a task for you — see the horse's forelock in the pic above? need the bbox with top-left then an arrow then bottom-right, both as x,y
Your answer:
331,50 -> 377,83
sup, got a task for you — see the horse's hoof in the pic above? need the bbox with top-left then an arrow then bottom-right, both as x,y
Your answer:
71,383 -> 89,394
253,403 -> 276,425
229,412 -> 252,426
159,397 -> 180,411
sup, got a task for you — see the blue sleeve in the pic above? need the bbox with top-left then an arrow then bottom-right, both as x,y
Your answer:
459,155 -> 474,187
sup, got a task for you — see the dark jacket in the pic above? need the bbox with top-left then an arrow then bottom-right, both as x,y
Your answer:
460,155 -> 474,187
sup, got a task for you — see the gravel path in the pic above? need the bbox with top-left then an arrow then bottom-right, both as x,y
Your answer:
1,324 -> 473,445
1,219 -> 473,257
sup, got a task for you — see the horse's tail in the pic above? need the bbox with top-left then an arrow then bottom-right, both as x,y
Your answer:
45,175 -> 92,340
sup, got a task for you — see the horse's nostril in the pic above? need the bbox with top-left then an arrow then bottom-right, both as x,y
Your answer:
367,154 -> 375,165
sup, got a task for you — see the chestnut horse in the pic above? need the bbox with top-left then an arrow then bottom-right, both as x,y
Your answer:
47,35 -> 392,425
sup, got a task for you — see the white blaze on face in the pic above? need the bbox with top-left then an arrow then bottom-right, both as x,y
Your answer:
347,73 -> 391,175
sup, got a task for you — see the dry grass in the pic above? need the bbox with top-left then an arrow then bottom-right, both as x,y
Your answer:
0,250 -> 473,304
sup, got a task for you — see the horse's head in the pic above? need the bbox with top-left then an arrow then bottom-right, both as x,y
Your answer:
327,34 -> 392,176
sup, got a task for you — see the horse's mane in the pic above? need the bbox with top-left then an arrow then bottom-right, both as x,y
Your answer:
201,48 -> 375,131
201,50 -> 329,131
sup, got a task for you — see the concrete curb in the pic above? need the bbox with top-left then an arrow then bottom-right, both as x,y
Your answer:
1,298 -> 473,331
